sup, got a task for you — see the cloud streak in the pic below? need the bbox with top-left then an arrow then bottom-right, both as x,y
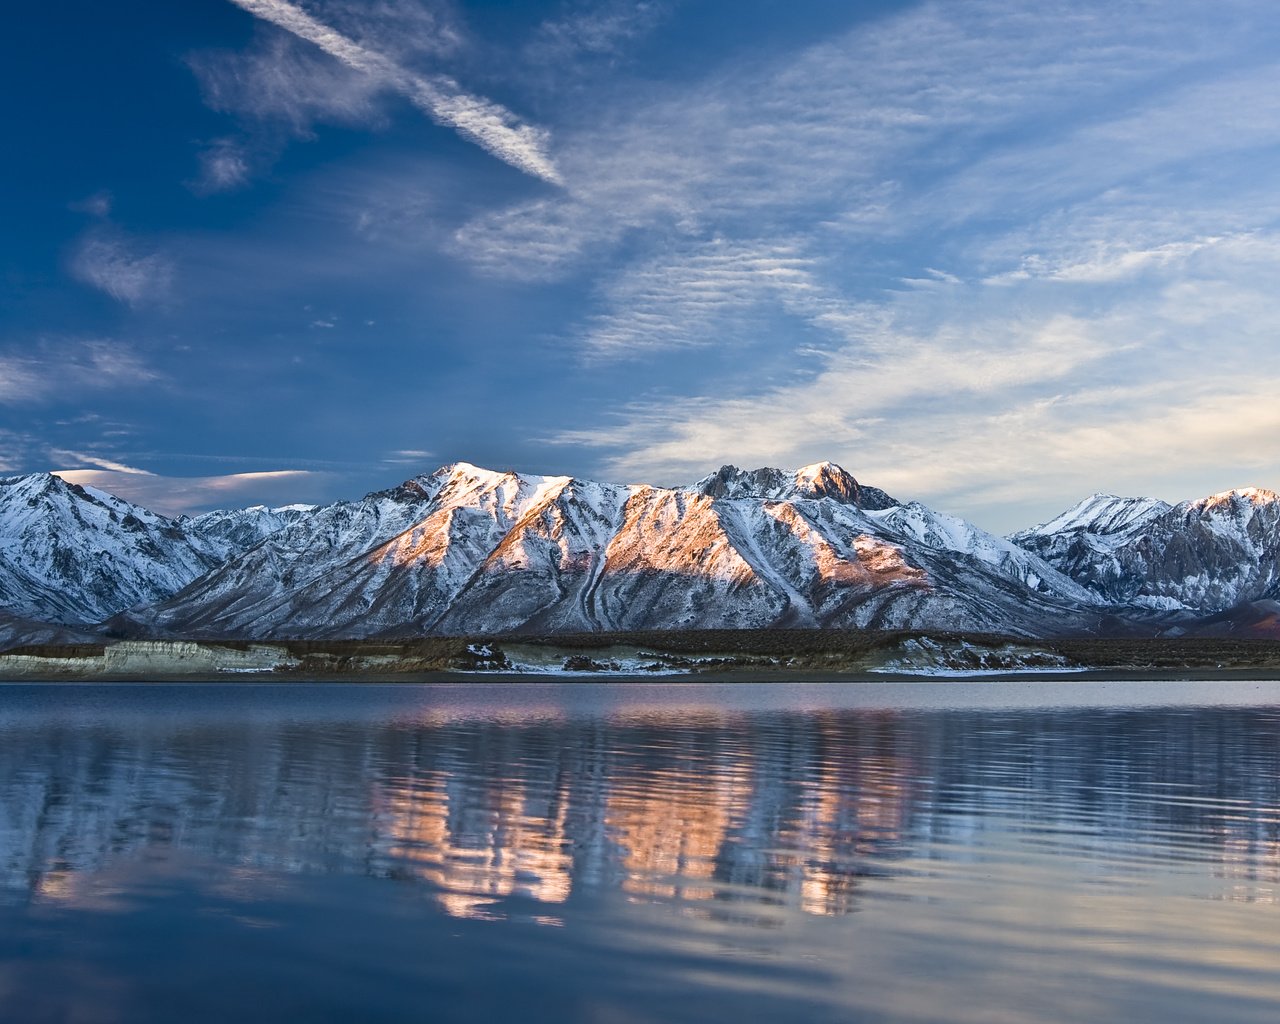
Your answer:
49,452 -> 156,476
581,239 -> 825,357
0,342 -> 159,406
51,468 -> 330,517
224,0 -> 562,183
453,0 -> 1266,280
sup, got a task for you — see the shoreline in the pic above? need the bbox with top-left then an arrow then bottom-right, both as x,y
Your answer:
6,666 -> 1280,685
3,631 -> 1280,684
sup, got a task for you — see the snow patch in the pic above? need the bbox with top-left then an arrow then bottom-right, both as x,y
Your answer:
872,637 -> 1079,676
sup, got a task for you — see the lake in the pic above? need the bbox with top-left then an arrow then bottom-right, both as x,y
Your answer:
1,679 -> 1279,1023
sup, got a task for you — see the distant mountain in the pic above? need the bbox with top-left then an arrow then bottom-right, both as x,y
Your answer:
185,504 -> 316,557
0,473 -> 298,627
127,475 -> 447,638
4,462 -> 1279,648
127,462 -> 1103,640
1011,488 -> 1280,617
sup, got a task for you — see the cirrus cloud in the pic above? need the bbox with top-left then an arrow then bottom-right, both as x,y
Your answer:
69,231 -> 174,307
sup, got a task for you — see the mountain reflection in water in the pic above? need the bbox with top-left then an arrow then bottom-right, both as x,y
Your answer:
4,699 -> 923,920
2,681 -> 1280,1024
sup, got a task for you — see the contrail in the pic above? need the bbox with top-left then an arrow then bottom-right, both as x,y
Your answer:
226,0 -> 563,184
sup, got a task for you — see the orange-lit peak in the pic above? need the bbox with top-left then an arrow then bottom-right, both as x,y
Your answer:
436,461 -> 572,489
1196,487 -> 1280,510
793,461 -> 860,503
794,460 -> 848,477
437,461 -> 510,484
425,463 -> 573,510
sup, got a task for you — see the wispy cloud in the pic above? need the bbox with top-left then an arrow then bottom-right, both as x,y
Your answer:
0,361 -> 53,406
553,304 -> 1118,481
190,32 -> 386,133
192,138 -> 252,194
69,231 -> 174,307
453,0 -> 1261,280
552,222 -> 1280,531
221,0 -> 562,183
0,341 -> 159,405
985,237 -> 1228,286
581,239 -> 825,357
49,451 -> 156,476
51,468 -> 330,516
526,0 -> 670,65
68,191 -> 113,218
383,448 -> 433,465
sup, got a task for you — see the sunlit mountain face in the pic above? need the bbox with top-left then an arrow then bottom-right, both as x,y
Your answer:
4,462 -> 1280,647
5,459 -> 1100,640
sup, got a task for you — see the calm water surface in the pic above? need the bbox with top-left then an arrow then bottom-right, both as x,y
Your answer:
2,679 -> 1279,1023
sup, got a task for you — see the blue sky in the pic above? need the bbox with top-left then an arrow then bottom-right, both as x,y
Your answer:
4,0 -> 1280,532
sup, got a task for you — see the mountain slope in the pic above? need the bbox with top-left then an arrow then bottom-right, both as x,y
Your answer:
27,460 -> 1277,643
1011,488 -> 1280,614
0,474 -> 231,625
131,461 -> 1105,639
130,474 -> 451,637
0,474 -> 314,629
0,609 -> 97,650
185,504 -> 316,561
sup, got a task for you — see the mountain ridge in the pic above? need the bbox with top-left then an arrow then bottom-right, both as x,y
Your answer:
0,462 -> 1276,647
1012,485 -> 1280,615
119,460 -> 1106,640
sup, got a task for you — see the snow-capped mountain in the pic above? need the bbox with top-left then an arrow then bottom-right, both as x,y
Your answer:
128,473 -> 448,637
0,473 -> 299,627
0,474 -> 221,625
1011,488 -> 1280,614
185,504 -> 317,560
128,461 -> 1104,639
693,462 -> 897,509
6,461 -> 1279,646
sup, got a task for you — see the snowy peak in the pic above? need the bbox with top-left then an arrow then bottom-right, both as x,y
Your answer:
1011,485 -> 1280,614
1014,494 -> 1172,546
186,504 -> 316,560
1200,486 -> 1279,504
794,461 -> 898,509
415,463 -> 574,521
0,473 -> 217,625
692,461 -> 897,509
693,464 -> 791,500
792,462 -> 860,503
3,472 -> 170,533
129,459 -> 1104,640
1186,488 -> 1280,516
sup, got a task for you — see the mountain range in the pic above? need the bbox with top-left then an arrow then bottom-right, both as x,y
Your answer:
1,461 -> 1277,649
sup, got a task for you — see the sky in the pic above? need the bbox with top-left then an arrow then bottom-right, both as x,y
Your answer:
4,0 -> 1280,533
